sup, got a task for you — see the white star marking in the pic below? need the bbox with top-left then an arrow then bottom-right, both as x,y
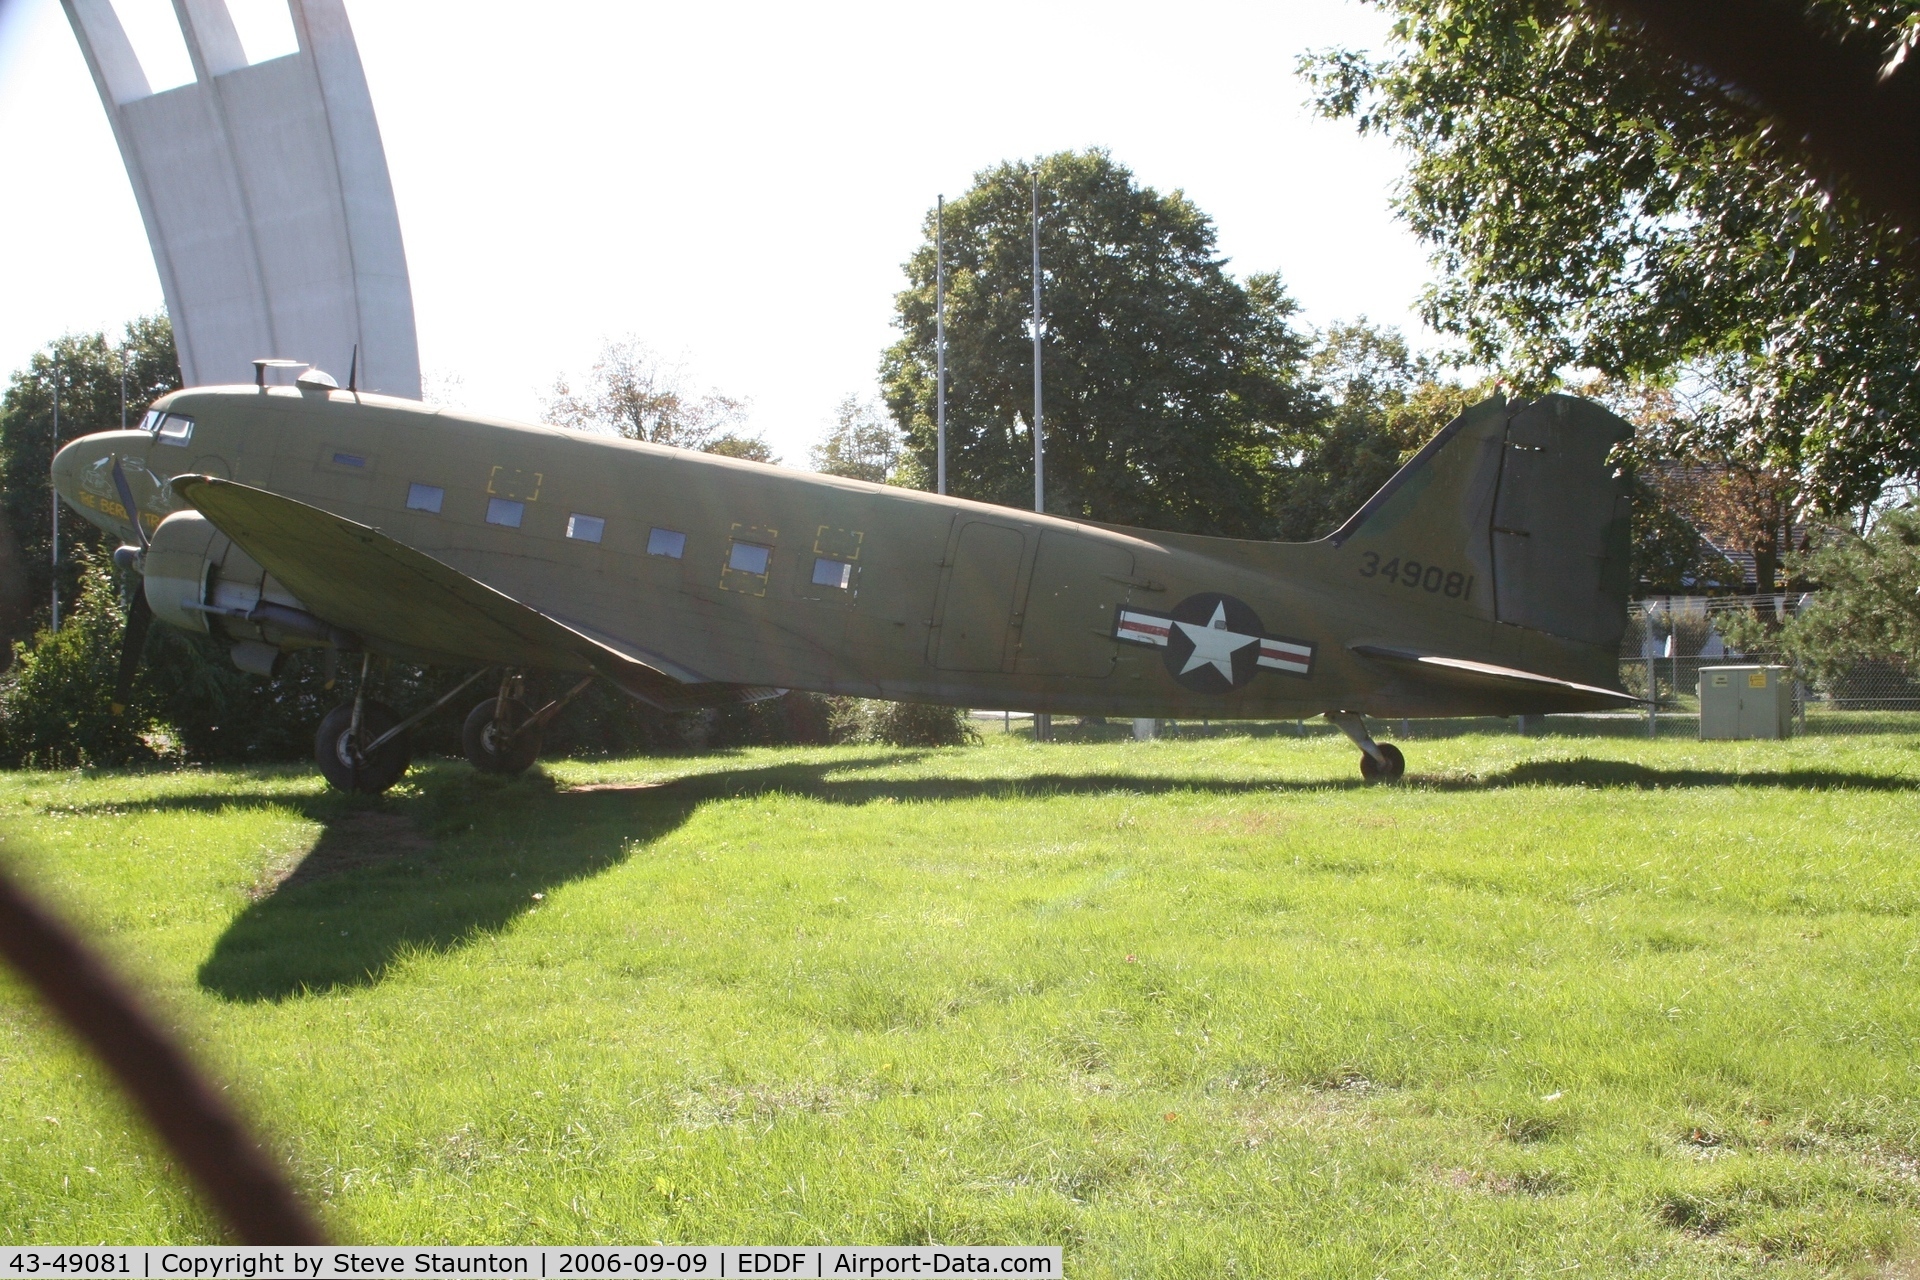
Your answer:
1173,602 -> 1259,680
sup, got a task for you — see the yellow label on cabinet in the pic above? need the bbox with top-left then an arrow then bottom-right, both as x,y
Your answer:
1748,671 -> 1768,688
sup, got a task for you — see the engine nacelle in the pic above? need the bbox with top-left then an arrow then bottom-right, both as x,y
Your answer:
142,511 -> 351,669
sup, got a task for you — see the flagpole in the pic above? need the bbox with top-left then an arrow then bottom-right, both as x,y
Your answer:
1030,172 -> 1044,516
935,194 -> 947,497
1030,169 -> 1050,744
50,360 -> 60,633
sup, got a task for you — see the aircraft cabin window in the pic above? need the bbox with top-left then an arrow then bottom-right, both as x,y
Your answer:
566,513 -> 605,543
485,497 -> 525,528
154,414 -> 194,446
406,483 -> 444,514
647,528 -> 686,558
333,451 -> 367,468
728,541 -> 772,575
811,556 -> 854,589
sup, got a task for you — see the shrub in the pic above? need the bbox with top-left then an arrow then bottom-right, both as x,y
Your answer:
0,551 -> 156,767
828,698 -> 978,747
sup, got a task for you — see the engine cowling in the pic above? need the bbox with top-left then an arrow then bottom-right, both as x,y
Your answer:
142,511 -> 350,671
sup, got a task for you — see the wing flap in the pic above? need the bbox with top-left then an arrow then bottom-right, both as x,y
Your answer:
173,476 -> 775,710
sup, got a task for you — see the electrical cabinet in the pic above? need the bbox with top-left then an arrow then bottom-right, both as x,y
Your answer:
1698,665 -> 1792,740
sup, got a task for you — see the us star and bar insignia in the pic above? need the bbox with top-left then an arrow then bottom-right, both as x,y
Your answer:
1114,592 -> 1315,693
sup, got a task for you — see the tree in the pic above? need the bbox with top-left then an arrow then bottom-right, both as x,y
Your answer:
1275,321 -> 1478,540
1623,473 -> 1744,595
1302,0 -> 1920,517
1719,507 -> 1920,681
810,395 -> 905,484
702,435 -> 776,464
545,338 -> 773,460
0,315 -> 180,647
881,150 -> 1320,537
1651,461 -> 1803,592
1578,377 -> 1798,592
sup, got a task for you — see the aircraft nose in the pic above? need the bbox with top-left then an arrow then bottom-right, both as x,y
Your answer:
52,430 -> 159,545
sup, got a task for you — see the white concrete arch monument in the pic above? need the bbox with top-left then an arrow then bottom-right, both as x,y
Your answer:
62,0 -> 421,396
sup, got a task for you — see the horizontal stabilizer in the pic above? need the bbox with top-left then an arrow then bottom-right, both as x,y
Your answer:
173,476 -> 776,711
1350,643 -> 1643,712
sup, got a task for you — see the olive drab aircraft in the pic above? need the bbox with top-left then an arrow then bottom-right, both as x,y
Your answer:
51,361 -> 1638,792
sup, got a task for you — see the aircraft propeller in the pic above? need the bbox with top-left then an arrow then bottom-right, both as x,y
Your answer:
108,457 -> 153,716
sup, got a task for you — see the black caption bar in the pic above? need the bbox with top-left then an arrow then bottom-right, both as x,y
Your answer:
1,1249 -> 1061,1280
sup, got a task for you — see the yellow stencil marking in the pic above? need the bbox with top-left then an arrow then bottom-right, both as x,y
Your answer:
813,526 -> 865,560
487,465 -> 543,501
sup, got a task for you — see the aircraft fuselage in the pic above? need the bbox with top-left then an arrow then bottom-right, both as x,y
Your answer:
55,384 -> 1627,720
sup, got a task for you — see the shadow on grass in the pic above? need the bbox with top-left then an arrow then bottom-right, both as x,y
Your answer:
177,749 -> 1911,1003
1487,758 -> 1915,790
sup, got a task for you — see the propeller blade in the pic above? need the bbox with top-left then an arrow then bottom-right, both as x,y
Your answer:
111,588 -> 153,717
110,457 -> 149,551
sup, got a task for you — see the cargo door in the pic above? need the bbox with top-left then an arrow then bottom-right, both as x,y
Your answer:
931,521 -> 1028,672
1014,533 -> 1134,677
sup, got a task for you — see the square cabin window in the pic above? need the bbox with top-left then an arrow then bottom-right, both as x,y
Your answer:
155,414 -> 193,446
647,527 -> 686,558
811,556 -> 854,590
566,513 -> 605,543
485,497 -> 525,528
406,483 -> 444,514
727,541 -> 772,575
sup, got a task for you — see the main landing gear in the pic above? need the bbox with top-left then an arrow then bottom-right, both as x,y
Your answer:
1325,711 -> 1406,783
310,661 -> 597,794
464,694 -> 540,775
315,697 -> 410,793
314,654 -> 419,794
461,671 -> 596,778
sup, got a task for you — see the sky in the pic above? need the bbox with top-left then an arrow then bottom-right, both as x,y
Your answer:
0,0 -> 1438,463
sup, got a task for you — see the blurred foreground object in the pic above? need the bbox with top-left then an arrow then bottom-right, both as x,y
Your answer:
0,859 -> 324,1243
1591,0 -> 1920,234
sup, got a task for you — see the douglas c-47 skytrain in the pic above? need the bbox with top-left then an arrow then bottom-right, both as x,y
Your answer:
52,363 -> 1639,791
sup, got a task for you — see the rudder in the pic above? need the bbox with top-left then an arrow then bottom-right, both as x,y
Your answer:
1487,396 -> 1633,648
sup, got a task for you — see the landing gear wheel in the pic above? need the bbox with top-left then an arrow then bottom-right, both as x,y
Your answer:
463,697 -> 541,775
314,701 -> 412,794
1359,742 -> 1406,783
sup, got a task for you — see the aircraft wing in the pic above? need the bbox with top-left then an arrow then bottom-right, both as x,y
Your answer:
1349,644 -> 1644,711
172,476 -> 776,710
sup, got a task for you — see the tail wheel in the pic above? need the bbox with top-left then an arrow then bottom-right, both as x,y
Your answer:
1359,742 -> 1406,783
314,701 -> 412,794
463,697 -> 541,775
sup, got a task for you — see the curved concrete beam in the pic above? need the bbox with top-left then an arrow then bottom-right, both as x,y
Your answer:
61,0 -> 421,397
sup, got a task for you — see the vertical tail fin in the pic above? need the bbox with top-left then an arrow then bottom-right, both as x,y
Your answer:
1329,393 -> 1633,677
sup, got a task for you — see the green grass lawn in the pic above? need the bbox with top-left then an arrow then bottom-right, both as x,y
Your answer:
3,728 -> 1919,1276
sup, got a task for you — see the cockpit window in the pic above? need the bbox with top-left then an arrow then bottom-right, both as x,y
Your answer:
149,412 -> 194,446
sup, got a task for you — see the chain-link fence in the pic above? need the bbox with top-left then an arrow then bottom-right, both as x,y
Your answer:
1621,595 -> 1920,735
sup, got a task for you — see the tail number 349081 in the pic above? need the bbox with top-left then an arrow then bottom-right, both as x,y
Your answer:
1359,552 -> 1474,599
